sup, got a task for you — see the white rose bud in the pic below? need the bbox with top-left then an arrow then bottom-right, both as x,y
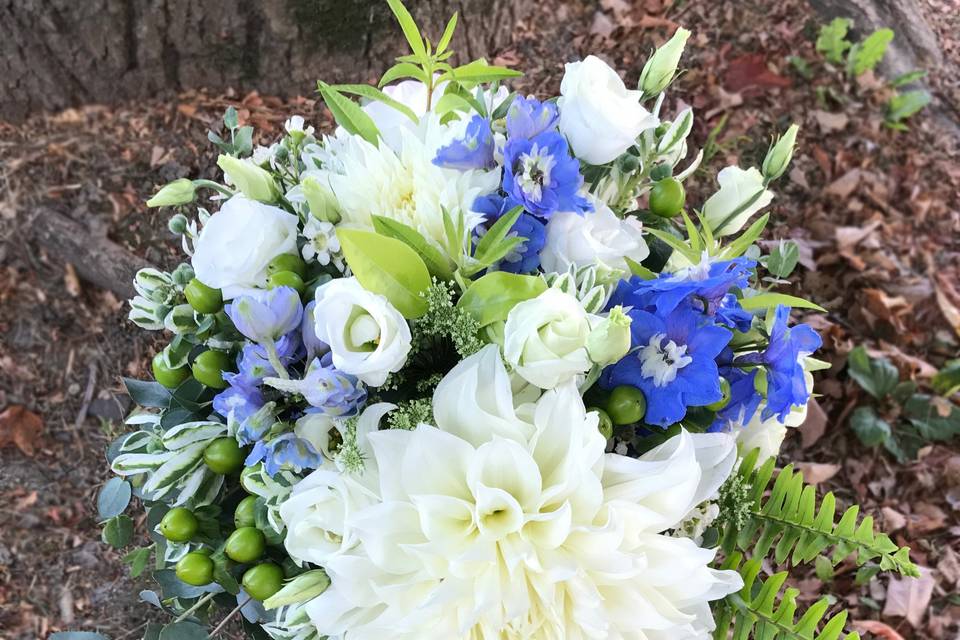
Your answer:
638,28 -> 691,98
313,277 -> 412,387
146,178 -> 196,207
302,176 -> 341,223
761,124 -> 799,181
191,195 -> 299,299
503,288 -> 593,389
702,166 -> 774,237
217,154 -> 279,203
586,306 -> 633,367
558,55 -> 659,165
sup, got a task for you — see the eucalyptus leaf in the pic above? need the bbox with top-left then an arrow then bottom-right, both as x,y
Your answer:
102,514 -> 134,548
159,621 -> 209,640
766,240 -> 800,278
337,228 -> 431,318
123,378 -> 172,408
124,546 -> 153,578
97,477 -> 132,520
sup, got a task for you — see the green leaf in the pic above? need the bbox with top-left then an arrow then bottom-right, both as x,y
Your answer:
720,213 -> 769,260
212,550 -> 240,595
932,359 -> 960,396
887,90 -> 931,124
890,69 -> 927,88
903,394 -> 960,441
816,17 -> 853,64
433,92 -> 480,119
123,378 -> 172,408
851,28 -> 893,75
102,514 -> 134,548
814,554 -> 835,581
738,293 -> 826,313
472,205 -> 523,269
766,240 -> 800,278
436,12 -> 458,54
849,406 -> 892,447
337,228 -> 432,318
385,0 -> 427,59
457,272 -> 546,327
159,622 -> 209,640
331,84 -> 418,123
642,226 -> 700,264
625,257 -> 657,280
123,546 -> 152,578
847,346 -> 899,399
317,82 -> 380,146
371,216 -> 454,281
379,62 -> 429,87
97,477 -> 132,520
440,59 -> 522,84
223,106 -> 239,130
264,570 -> 331,609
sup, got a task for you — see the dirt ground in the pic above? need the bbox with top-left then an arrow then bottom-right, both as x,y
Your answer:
1,0 -> 958,638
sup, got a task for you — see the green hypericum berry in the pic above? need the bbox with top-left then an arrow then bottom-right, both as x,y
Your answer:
606,385 -> 647,426
176,552 -> 214,586
242,562 -> 284,601
649,177 -> 686,218
152,352 -> 190,389
225,527 -> 266,564
591,407 -> 615,440
706,378 -> 732,412
184,278 -> 223,314
266,270 -> 306,295
267,253 -> 308,279
203,437 -> 244,475
234,495 -> 258,528
191,350 -> 231,389
159,507 -> 199,542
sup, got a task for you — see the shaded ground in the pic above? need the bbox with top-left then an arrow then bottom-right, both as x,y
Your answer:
1,0 -> 958,638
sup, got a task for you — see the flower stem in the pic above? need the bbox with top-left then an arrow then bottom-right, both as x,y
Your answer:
209,595 -> 252,637
263,341 -> 290,379
173,591 -> 216,623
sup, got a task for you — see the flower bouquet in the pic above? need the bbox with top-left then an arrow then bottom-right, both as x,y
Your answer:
96,2 -> 918,639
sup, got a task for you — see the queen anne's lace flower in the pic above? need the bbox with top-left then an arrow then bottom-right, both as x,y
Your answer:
281,345 -> 741,639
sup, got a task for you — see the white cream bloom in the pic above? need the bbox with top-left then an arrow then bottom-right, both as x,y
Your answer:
191,195 -> 298,299
362,80 -> 443,151
313,278 -> 411,387
283,346 -> 741,639
558,55 -> 659,165
702,166 -> 774,237
503,288 -> 593,389
301,217 -> 344,271
541,198 -> 649,276
308,117 -> 499,258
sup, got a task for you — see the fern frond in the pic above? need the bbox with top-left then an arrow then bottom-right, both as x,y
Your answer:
720,450 -> 919,578
713,554 -> 861,640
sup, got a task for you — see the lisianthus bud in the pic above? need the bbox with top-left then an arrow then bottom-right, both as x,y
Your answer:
217,155 -> 279,203
263,569 -> 330,609
761,124 -> 799,181
146,178 -> 196,207
638,27 -> 691,97
586,305 -> 633,366
302,176 -> 341,223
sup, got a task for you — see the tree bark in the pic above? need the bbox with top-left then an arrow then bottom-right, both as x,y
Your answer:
0,0 -> 532,122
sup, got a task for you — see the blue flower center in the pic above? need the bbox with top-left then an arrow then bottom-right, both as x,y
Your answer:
638,333 -> 693,387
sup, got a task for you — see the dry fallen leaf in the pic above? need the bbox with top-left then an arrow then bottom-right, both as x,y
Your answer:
795,462 -> 840,485
851,620 -> 906,640
882,567 -> 936,627
813,109 -> 849,133
824,169 -> 863,199
799,398 -> 828,449
937,547 -> 960,588
63,263 -> 81,298
0,405 -> 45,457
881,507 -> 907,532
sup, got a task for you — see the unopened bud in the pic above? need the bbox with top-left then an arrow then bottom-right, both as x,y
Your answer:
761,124 -> 799,181
263,569 -> 330,609
217,155 -> 279,203
168,214 -> 189,235
146,178 -> 196,208
638,28 -> 691,97
302,176 -> 341,223
586,306 -> 633,366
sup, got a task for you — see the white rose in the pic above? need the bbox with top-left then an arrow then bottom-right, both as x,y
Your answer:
191,195 -> 298,299
313,277 -> 412,387
541,199 -> 649,275
558,55 -> 659,165
503,288 -> 593,389
702,166 -> 774,237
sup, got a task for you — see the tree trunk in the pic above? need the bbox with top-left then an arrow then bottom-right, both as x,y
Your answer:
0,0 -> 531,122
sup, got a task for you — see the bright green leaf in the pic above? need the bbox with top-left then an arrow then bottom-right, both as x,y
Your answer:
436,12 -> 458,54
379,62 -> 429,87
738,293 -> 826,313
816,17 -> 853,64
371,215 -> 454,281
337,228 -> 432,318
385,0 -> 427,59
457,272 -> 546,327
317,82 -> 380,146
851,28 -> 893,75
847,345 -> 899,399
331,84 -> 419,123
887,90 -> 930,124
440,59 -> 522,84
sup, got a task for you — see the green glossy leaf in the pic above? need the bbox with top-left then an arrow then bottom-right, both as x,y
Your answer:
123,378 -> 172,408
847,346 -> 899,399
317,82 -> 380,146
379,62 -> 428,87
851,28 -> 893,75
337,228 -> 431,318
97,477 -> 132,520
385,0 -> 427,59
436,12 -> 458,53
457,272 -> 546,327
849,406 -> 892,447
123,546 -> 152,578
371,215 -> 454,281
102,514 -> 134,548
738,293 -> 826,313
440,59 -> 522,84
331,84 -> 418,123
816,17 -> 852,64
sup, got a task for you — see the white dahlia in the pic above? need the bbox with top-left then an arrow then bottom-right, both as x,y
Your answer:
281,345 -> 742,639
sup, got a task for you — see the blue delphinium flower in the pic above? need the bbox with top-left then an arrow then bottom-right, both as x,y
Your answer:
708,367 -> 762,432
506,96 -> 559,140
224,332 -> 302,389
236,402 -> 279,445
246,433 -> 323,477
433,115 -> 496,170
473,193 -> 546,273
213,384 -> 264,427
716,294 -> 754,333
736,305 -> 821,422
601,302 -> 733,427
621,255 -> 755,317
301,301 -> 328,362
225,286 -> 303,343
502,132 -> 591,218
262,354 -> 366,417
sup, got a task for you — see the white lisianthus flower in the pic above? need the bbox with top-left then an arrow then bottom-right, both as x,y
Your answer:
313,278 -> 411,387
540,197 -> 649,275
558,55 -> 659,165
308,117 -> 500,258
191,195 -> 298,299
702,166 -> 774,237
503,288 -> 593,389
283,345 -> 741,639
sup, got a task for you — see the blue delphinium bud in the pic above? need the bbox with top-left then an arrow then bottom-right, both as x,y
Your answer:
226,287 -> 303,343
